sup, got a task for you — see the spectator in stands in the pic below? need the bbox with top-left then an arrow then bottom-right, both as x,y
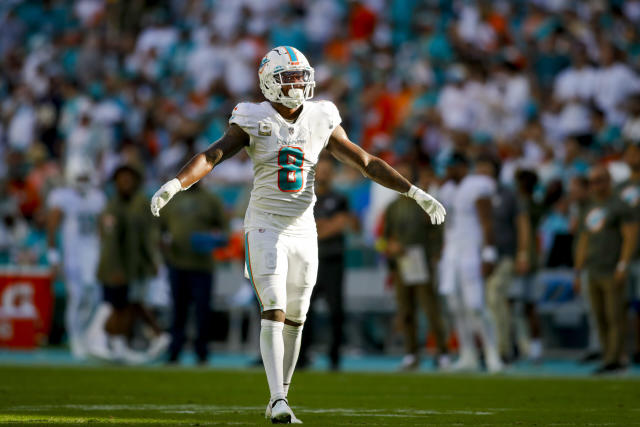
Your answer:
159,181 -> 227,365
0,185 -> 29,265
298,157 -> 356,371
593,43 -> 640,126
16,208 -> 48,267
622,95 -> 640,143
553,46 -> 596,103
574,165 -> 638,374
384,160 -> 448,370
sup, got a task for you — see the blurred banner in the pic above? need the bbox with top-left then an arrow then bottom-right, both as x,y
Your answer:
0,267 -> 53,349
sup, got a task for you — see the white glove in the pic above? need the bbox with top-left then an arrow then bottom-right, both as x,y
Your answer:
405,185 -> 446,225
150,178 -> 183,217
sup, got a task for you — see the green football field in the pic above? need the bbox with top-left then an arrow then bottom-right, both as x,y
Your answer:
1,365 -> 639,426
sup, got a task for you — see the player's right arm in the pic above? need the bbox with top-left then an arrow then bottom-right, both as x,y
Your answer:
151,124 -> 249,217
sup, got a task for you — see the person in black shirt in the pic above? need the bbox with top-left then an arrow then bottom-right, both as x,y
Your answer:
298,156 -> 357,370
486,181 -> 520,362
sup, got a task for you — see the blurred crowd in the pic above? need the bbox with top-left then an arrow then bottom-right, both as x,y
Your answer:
1,0 -> 640,370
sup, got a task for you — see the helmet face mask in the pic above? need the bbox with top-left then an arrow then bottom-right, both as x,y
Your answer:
66,158 -> 96,194
259,47 -> 315,109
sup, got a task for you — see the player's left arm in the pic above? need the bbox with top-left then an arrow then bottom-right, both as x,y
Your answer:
325,125 -> 445,224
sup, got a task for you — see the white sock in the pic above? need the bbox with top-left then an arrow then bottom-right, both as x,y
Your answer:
529,338 -> 543,360
472,309 -> 501,368
87,303 -> 111,337
260,319 -> 286,401
455,310 -> 477,362
282,323 -> 303,396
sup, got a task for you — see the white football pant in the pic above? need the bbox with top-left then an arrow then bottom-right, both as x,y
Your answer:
244,229 -> 318,323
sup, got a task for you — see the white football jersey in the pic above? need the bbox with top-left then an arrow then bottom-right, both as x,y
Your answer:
449,174 -> 496,250
437,180 -> 459,249
230,100 -> 341,235
47,187 -> 106,282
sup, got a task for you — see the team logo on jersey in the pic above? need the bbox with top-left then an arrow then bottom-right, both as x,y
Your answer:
620,185 -> 640,207
585,207 -> 607,232
258,121 -> 272,136
288,127 -> 294,135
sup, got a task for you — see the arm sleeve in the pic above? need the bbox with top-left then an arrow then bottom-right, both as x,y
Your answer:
618,197 -> 638,224
229,103 -> 256,133
319,100 -> 342,148
229,102 -> 257,150
474,176 -> 497,199
324,101 -> 342,129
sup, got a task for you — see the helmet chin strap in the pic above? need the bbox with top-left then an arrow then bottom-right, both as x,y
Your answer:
280,88 -> 305,108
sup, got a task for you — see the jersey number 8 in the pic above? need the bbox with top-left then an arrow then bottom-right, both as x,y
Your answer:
277,146 -> 304,192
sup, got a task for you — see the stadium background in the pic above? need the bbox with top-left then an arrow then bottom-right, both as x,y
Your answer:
1,0 -> 640,369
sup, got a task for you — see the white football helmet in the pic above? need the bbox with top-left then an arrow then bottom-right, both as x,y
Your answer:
258,46 -> 315,109
65,157 -> 96,192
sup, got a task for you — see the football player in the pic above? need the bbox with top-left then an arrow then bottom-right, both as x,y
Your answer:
47,158 -> 105,358
439,154 -> 503,373
150,46 -> 445,424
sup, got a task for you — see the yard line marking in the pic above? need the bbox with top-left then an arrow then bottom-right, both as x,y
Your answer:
9,404 -> 498,417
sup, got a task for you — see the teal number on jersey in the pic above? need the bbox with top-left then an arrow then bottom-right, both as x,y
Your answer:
77,213 -> 97,235
277,146 -> 304,192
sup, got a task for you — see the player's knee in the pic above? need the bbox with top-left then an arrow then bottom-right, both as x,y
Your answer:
283,302 -> 307,324
284,318 -> 303,327
283,312 -> 306,324
261,309 -> 285,322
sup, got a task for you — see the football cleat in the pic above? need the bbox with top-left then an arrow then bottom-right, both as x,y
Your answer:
147,332 -> 171,360
447,351 -> 480,373
110,337 -> 149,365
266,398 -> 302,424
398,354 -> 419,371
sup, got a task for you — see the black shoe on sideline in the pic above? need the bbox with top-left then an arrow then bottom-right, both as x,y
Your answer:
593,362 -> 625,375
580,351 -> 601,364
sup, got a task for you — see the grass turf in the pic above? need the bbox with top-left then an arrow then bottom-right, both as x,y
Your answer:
0,365 -> 638,426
